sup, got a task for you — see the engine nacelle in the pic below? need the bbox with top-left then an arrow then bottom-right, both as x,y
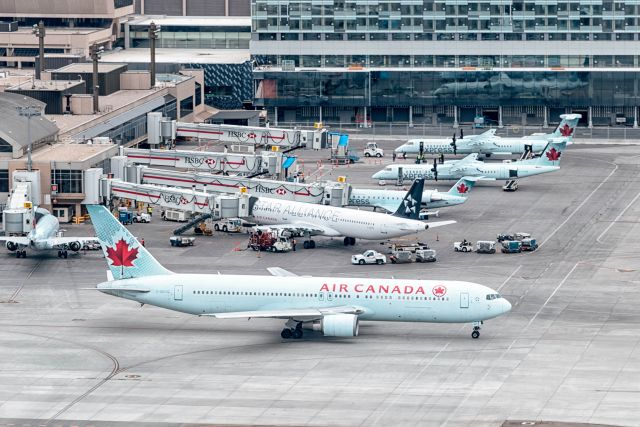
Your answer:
69,241 -> 82,252
6,241 -> 18,252
320,314 -> 359,337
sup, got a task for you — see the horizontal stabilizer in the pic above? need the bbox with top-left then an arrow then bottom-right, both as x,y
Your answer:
424,220 -> 456,229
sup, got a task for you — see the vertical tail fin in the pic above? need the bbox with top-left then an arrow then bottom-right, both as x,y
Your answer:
86,205 -> 172,280
551,114 -> 581,139
393,179 -> 424,219
529,139 -> 567,166
447,177 -> 477,197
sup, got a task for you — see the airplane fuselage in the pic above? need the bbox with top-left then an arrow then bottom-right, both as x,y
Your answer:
349,188 -> 465,210
373,163 -> 559,181
251,197 -> 427,239
98,274 -> 511,324
28,214 -> 59,250
396,138 -> 550,155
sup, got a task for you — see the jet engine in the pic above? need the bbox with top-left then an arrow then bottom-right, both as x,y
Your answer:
69,241 -> 82,252
6,241 -> 18,252
316,314 -> 360,337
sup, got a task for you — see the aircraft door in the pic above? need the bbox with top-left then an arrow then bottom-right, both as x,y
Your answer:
509,169 -> 518,178
460,292 -> 469,308
174,285 -> 183,301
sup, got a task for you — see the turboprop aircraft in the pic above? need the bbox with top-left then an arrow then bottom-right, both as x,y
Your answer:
0,207 -> 98,258
349,177 -> 481,213
86,204 -> 511,340
374,140 -> 567,182
394,114 -> 580,156
251,179 -> 454,248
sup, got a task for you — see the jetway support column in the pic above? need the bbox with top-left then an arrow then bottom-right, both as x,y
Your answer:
588,106 -> 593,129
498,106 -> 503,128
363,106 -> 368,128
319,106 -> 323,124
409,106 -> 413,128
453,106 -> 458,128
634,106 -> 638,129
543,106 -> 548,128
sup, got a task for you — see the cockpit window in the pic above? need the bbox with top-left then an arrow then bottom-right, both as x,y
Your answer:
486,294 -> 501,300
385,167 -> 393,171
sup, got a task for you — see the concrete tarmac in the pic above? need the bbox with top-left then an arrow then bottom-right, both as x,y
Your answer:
1,143 -> 640,427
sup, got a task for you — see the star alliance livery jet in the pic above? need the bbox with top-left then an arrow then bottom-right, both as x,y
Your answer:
86,204 -> 511,339
394,114 -> 580,157
251,179 -> 454,248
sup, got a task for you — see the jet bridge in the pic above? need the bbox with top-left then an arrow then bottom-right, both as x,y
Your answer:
101,179 -> 252,218
123,148 -> 285,176
134,167 -> 351,207
153,120 -> 328,150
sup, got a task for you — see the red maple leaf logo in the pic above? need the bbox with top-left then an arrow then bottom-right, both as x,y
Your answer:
559,124 -> 573,137
432,285 -> 447,297
546,147 -> 561,161
456,183 -> 469,194
106,239 -> 139,268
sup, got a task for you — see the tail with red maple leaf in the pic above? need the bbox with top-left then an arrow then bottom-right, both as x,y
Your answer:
519,139 -> 567,167
86,205 -> 172,280
447,177 -> 479,197
551,114 -> 581,139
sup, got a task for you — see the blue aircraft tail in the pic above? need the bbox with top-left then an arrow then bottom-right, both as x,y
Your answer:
86,205 -> 172,280
551,114 -> 581,139
520,139 -> 567,166
393,179 -> 424,219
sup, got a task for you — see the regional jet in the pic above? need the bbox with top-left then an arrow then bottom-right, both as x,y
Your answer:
395,114 -> 580,157
0,207 -> 98,258
374,140 -> 567,182
86,204 -> 511,339
251,179 -> 454,248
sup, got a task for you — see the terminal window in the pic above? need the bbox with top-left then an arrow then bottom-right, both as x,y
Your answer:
51,170 -> 83,194
0,170 -> 7,193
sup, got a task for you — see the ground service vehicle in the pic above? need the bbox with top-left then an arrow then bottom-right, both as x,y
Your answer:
390,251 -> 413,263
388,242 -> 430,253
132,213 -> 151,223
497,233 -> 515,242
476,241 -> 496,254
118,210 -> 133,225
415,249 -> 437,262
364,142 -> 384,158
170,236 -> 195,247
521,238 -> 538,251
352,250 -> 386,265
249,230 -> 292,252
501,240 -> 522,253
454,241 -> 474,252
214,218 -> 243,233
163,210 -> 190,222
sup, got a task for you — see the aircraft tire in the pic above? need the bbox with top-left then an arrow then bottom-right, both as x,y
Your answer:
281,328 -> 293,339
471,330 -> 480,339
292,328 -> 303,339
63,251 -> 68,259
310,240 -> 316,249
214,224 -> 220,231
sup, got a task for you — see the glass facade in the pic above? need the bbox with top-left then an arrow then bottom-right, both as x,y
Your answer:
130,25 -> 251,49
51,170 -> 83,194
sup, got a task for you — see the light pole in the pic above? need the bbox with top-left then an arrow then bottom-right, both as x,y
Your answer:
89,43 -> 103,114
148,22 -> 161,87
16,106 -> 42,172
32,20 -> 46,76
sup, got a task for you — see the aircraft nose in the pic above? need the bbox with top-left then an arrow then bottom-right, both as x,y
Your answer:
501,298 -> 512,313
372,171 -> 383,179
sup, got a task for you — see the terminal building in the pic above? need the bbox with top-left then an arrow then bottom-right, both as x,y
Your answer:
251,0 -> 640,127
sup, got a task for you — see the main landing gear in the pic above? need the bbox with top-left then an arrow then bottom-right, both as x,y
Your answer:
471,321 -> 483,339
15,250 -> 26,258
343,237 -> 356,246
57,250 -> 68,259
281,322 -> 304,340
303,240 -> 316,249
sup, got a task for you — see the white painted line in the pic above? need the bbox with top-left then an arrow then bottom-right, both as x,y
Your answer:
526,261 -> 579,329
596,191 -> 640,243
539,159 -> 618,248
498,265 -> 522,292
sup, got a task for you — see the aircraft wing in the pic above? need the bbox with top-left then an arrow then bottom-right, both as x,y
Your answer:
202,306 -> 364,320
467,129 -> 497,146
267,267 -> 298,277
0,236 -> 30,248
259,222 -> 341,237
458,153 -> 479,163
46,236 -> 99,248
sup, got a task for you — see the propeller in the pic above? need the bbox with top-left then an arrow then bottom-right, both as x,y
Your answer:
460,128 -> 464,139
431,158 -> 438,181
450,133 -> 457,155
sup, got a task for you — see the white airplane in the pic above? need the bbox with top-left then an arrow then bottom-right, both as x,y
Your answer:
395,114 -> 580,156
0,207 -> 98,258
374,140 -> 567,182
349,177 -> 481,213
251,179 -> 454,248
86,204 -> 512,339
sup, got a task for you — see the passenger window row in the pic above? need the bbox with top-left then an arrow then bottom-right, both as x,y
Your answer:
192,290 -> 449,301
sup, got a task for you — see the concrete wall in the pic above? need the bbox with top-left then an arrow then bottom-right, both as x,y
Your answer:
120,71 -> 151,90
0,0 -> 133,18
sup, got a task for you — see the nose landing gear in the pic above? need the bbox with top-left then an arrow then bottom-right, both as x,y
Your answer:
57,250 -> 68,259
471,321 -> 483,339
